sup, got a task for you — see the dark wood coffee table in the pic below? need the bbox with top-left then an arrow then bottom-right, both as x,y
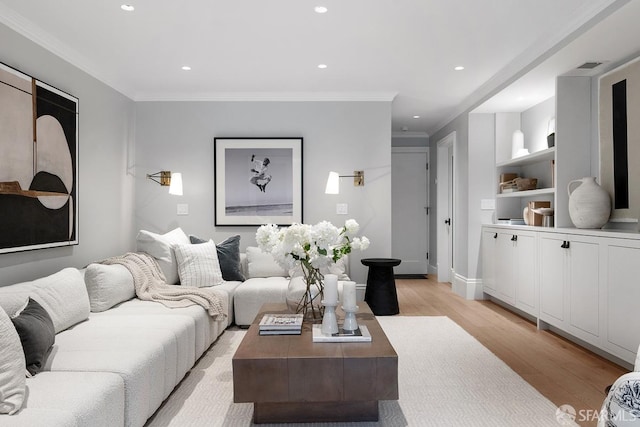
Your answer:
232,302 -> 398,424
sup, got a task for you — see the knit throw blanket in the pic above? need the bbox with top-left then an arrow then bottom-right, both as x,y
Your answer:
101,252 -> 226,320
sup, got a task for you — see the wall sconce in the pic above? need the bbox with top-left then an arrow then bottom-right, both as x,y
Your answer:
147,171 -> 183,195
325,170 -> 364,194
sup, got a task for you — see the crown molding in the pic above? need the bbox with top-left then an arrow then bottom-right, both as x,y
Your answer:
134,91 -> 398,102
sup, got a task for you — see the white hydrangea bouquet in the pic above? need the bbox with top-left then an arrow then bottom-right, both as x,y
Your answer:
256,219 -> 369,319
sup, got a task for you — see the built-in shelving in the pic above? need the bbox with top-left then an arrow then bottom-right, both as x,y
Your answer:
496,188 -> 555,198
496,147 -> 555,168
495,137 -> 556,223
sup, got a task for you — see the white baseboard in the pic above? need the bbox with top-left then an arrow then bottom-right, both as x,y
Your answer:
428,263 -> 438,276
452,274 -> 484,300
356,283 -> 366,302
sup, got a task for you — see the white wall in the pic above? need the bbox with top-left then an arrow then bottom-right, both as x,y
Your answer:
521,96 -> 555,154
468,114 -> 496,279
0,24 -> 136,287
134,101 -> 392,283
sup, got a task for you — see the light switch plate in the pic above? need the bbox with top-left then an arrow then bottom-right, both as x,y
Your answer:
177,204 -> 189,215
480,199 -> 495,210
336,203 -> 348,215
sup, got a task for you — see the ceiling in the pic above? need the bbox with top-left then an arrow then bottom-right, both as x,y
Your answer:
0,0 -> 634,136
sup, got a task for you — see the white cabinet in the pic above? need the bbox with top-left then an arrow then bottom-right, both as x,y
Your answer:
482,227 -> 537,316
603,239 -> 640,363
482,224 -> 640,366
494,230 -> 517,304
481,228 -> 498,295
512,232 -> 537,315
538,232 -> 601,345
538,233 -> 565,324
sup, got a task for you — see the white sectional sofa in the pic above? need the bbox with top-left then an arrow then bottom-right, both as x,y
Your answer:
0,266 -> 236,427
0,229 -> 358,426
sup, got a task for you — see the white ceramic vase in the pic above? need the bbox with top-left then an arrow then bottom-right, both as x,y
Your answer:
567,177 -> 611,229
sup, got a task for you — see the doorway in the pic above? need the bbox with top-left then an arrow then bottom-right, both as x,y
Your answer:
391,147 -> 429,275
437,132 -> 455,283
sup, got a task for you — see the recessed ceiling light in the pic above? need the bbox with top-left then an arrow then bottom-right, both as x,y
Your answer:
121,4 -> 135,11
413,115 -> 420,119
454,66 -> 465,71
181,66 -> 192,71
318,64 -> 327,69
314,6 -> 328,13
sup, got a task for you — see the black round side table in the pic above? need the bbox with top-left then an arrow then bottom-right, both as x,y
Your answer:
361,258 -> 401,316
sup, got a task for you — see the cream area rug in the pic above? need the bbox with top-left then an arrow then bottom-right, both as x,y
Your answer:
146,316 -> 571,427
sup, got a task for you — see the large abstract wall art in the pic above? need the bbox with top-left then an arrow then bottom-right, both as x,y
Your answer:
600,55 -> 640,222
0,62 -> 79,253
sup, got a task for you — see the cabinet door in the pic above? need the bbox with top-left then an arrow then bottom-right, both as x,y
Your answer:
495,232 -> 517,305
515,233 -> 537,316
567,237 -> 601,341
604,240 -> 640,360
481,229 -> 498,296
539,233 -> 566,327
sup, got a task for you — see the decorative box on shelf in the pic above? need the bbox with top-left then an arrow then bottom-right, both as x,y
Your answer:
524,201 -> 551,226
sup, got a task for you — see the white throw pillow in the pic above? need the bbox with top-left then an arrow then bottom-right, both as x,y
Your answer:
246,246 -> 288,278
136,227 -> 190,285
0,305 -> 26,415
84,264 -> 136,312
174,241 -> 224,288
0,268 -> 90,334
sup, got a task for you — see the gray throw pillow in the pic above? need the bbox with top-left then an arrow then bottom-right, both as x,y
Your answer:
11,298 -> 55,376
190,235 -> 246,282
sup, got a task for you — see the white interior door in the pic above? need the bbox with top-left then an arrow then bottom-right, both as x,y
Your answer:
391,147 -> 429,275
437,133 -> 455,283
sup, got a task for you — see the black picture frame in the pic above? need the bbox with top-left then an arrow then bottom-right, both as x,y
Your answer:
214,137 -> 303,226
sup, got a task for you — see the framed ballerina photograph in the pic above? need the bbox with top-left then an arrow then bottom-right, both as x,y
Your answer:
214,137 -> 303,226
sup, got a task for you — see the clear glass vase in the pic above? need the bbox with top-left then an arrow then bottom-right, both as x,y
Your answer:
285,261 -> 324,321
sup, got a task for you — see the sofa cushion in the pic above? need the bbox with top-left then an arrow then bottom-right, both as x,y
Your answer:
95,297 -> 232,358
233,276 -> 291,326
136,227 -> 190,285
14,371 -> 125,427
190,234 -> 245,281
0,305 -> 25,415
0,268 -> 90,334
46,327 -> 171,427
84,263 -> 136,312
11,298 -> 55,376
245,246 -> 288,278
174,240 -> 224,288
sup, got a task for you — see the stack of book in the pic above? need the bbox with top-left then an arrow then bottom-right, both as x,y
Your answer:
258,313 -> 303,335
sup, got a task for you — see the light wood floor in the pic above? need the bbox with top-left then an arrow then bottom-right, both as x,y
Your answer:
395,277 -> 627,427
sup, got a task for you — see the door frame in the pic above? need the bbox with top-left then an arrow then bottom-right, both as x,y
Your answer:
391,146 -> 429,274
437,131 -> 456,283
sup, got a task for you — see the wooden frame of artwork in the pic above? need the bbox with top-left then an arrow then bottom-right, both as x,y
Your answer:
0,62 -> 79,253
599,55 -> 640,222
214,137 -> 303,226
